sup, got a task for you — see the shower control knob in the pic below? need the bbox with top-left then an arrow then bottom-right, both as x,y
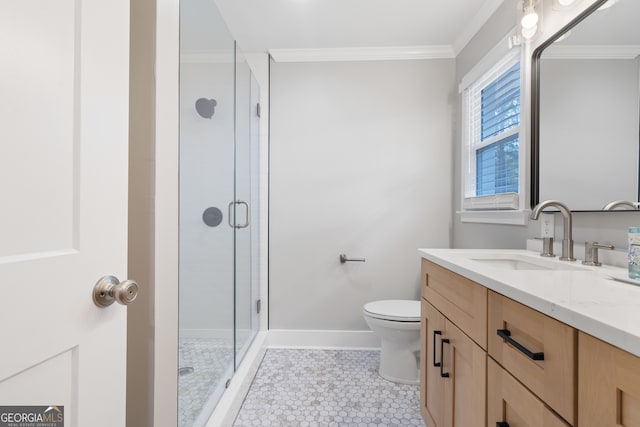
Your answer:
93,275 -> 139,308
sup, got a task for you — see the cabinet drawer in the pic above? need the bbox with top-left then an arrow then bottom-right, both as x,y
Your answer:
579,332 -> 640,427
488,291 -> 577,425
421,259 -> 487,349
488,358 -> 570,427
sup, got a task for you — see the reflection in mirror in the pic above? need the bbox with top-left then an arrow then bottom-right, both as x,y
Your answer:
532,0 -> 640,211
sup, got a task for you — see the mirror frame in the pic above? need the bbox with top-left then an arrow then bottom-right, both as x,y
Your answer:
530,0 -> 619,211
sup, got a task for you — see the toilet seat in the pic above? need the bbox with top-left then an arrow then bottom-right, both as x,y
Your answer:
363,300 -> 420,322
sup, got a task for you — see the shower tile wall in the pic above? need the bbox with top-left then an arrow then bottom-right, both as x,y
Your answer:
179,61 -> 236,333
233,349 -> 425,427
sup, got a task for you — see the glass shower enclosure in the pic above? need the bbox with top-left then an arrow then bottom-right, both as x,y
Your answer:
178,1 -> 261,425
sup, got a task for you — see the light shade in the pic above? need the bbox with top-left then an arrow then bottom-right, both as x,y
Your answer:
557,0 -> 575,5
521,24 -> 538,39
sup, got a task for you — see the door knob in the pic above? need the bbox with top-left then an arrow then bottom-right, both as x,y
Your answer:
93,275 -> 139,308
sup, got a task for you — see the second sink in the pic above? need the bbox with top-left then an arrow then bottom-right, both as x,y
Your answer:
468,254 -> 587,271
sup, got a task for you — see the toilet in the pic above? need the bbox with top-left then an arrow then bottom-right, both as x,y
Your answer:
363,299 -> 421,384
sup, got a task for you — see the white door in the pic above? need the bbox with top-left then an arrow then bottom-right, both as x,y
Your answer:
0,1 -> 130,426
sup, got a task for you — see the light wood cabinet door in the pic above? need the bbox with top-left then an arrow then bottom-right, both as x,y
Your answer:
422,259 -> 487,349
488,358 -> 570,427
443,318 -> 486,427
488,291 -> 577,425
579,332 -> 640,427
421,300 -> 447,427
421,299 -> 486,427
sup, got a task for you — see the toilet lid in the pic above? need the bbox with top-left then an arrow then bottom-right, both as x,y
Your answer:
363,300 -> 420,322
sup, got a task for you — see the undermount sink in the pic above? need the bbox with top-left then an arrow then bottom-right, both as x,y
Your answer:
472,258 -> 553,270
468,255 -> 588,272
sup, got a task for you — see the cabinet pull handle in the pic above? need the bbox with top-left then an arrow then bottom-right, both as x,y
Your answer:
440,338 -> 450,378
496,329 -> 544,361
433,330 -> 442,367
496,423 -> 510,427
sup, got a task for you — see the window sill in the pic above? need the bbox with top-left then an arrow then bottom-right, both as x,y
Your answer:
458,209 -> 531,225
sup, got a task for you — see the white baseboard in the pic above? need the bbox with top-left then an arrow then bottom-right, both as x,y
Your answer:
266,329 -> 380,349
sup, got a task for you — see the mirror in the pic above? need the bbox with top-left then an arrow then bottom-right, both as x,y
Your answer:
532,0 -> 640,211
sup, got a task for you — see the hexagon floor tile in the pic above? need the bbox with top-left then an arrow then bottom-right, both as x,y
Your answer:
233,349 -> 425,427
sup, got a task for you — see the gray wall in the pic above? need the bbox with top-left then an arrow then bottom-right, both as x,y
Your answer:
270,59 -> 454,330
452,0 -> 640,252
268,0 -> 640,333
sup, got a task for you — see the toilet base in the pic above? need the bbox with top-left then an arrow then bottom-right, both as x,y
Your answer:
378,339 -> 419,385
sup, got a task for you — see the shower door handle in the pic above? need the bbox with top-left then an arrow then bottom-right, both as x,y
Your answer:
228,201 -> 250,229
236,200 -> 249,228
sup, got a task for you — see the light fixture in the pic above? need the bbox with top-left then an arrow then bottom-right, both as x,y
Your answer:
553,0 -> 578,10
520,0 -> 540,40
521,0 -> 539,29
521,25 -> 538,39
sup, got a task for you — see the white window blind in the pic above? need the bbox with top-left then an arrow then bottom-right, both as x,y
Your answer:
463,50 -> 521,211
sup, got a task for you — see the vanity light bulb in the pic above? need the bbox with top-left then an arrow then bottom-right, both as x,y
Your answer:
557,0 -> 575,5
521,24 -> 538,39
521,7 -> 539,29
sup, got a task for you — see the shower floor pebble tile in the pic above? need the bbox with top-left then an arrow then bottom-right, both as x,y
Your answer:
179,337 -> 234,427
233,349 -> 425,427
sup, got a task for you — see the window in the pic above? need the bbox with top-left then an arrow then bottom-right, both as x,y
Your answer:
462,51 -> 522,212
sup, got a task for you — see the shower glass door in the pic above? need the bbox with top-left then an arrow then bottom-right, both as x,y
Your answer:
178,1 -> 259,426
233,47 -> 261,367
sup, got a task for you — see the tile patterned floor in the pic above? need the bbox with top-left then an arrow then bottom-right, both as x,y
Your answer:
179,337 -> 235,427
233,349 -> 425,427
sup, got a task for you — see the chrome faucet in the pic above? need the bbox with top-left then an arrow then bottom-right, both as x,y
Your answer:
530,200 -> 576,261
602,200 -> 638,210
582,241 -> 614,266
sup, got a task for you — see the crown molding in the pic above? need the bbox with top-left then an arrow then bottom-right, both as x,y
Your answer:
542,44 -> 640,59
452,0 -> 507,55
268,46 -> 455,63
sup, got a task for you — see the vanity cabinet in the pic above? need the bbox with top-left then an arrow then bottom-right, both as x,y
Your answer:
579,332 -> 640,426
421,259 -> 577,427
421,251 -> 640,427
488,291 -> 577,425
421,259 -> 487,348
421,261 -> 487,427
488,358 -> 568,427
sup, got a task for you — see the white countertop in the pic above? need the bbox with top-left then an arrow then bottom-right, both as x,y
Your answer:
419,248 -> 640,357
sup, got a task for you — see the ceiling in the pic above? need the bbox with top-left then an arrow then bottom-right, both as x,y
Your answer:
203,0 -> 506,55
